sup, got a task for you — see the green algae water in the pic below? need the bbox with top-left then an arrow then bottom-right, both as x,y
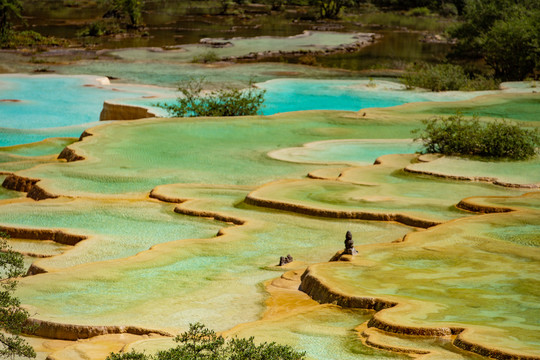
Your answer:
15,188 -> 412,332
303,211 -> 540,357
1,71 -> 539,360
406,155 -> 540,186
6,110 -> 443,200
268,139 -> 421,165
245,160 -> 528,224
0,198 -> 224,269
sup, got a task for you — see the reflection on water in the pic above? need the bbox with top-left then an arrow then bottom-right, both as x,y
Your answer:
22,0 -> 450,69
316,31 -> 449,70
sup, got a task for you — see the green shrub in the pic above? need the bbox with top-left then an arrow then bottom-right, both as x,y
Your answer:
77,20 -> 124,37
413,113 -> 540,160
106,323 -> 305,360
366,77 -> 377,88
298,54 -> 317,66
1,30 -> 67,48
406,7 -> 430,17
192,51 -> 220,64
0,232 -> 36,359
459,74 -> 500,91
401,63 -> 500,92
106,351 -> 148,360
448,0 -> 540,81
105,0 -> 144,28
157,78 -> 265,117
439,3 -> 458,17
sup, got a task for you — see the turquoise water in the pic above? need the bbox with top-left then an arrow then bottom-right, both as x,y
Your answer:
0,75 -> 501,147
257,79 -> 489,115
0,75 -> 174,146
269,139 -> 421,165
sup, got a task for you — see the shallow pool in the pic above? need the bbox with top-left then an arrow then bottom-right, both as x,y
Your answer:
0,75 -> 499,147
0,74 -> 174,146
258,78 -> 489,114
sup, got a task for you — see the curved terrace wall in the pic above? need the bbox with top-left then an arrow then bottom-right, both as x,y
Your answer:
300,266 -> 540,360
26,318 -> 172,341
244,193 -> 440,229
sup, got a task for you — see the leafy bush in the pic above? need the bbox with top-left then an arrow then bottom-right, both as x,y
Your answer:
77,20 -> 124,37
401,63 -> 499,91
448,0 -> 540,81
413,113 -> 540,160
0,232 -> 36,359
104,0 -> 144,28
106,323 -> 305,360
0,0 -> 23,44
1,30 -> 67,49
192,51 -> 220,64
459,74 -> 500,91
309,0 -> 352,19
298,54 -> 317,66
439,3 -> 458,17
479,14 -> 539,82
157,78 -> 265,117
406,7 -> 430,16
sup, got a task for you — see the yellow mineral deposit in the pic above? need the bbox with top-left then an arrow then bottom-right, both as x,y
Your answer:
0,81 -> 538,360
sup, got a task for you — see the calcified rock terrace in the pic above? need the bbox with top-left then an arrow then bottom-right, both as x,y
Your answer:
0,79 -> 538,360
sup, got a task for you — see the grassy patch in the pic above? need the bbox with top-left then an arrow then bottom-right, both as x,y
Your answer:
344,10 -> 453,32
0,30 -> 68,49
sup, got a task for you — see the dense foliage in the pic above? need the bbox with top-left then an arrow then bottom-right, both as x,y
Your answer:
106,323 -> 305,360
104,0 -> 144,28
1,1 -> 66,48
309,0 -> 352,18
158,79 -> 265,117
449,0 -> 540,81
0,232 -> 36,359
401,63 -> 499,91
413,113 -> 540,160
0,0 -> 22,44
1,29 -> 67,48
77,19 -> 124,37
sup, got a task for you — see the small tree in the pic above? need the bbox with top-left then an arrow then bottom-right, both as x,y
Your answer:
480,15 -> 539,81
104,0 -> 144,28
309,0 -> 353,19
0,231 -> 36,359
218,0 -> 234,15
267,0 -> 285,11
157,78 -> 266,118
107,323 -> 305,360
448,0 -> 540,81
0,0 -> 23,43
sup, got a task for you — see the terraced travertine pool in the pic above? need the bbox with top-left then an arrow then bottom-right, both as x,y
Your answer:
0,70 -> 539,360
2,74 -> 531,147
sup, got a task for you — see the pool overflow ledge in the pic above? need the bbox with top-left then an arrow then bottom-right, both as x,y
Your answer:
243,193 -> 440,229
404,165 -> 539,189
299,266 -> 540,360
2,174 -> 59,200
57,146 -> 85,162
25,318 -> 172,341
0,225 -> 86,275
